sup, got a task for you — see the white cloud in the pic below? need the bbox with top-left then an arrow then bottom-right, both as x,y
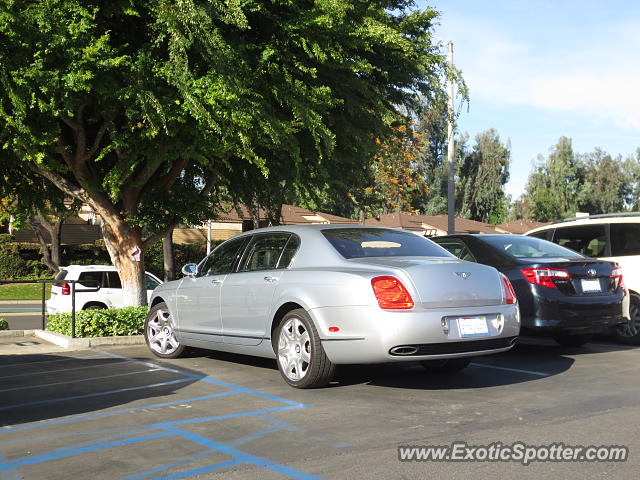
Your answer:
440,13 -> 640,131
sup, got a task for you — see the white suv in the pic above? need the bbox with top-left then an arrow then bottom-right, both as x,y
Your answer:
526,213 -> 640,344
47,265 -> 163,314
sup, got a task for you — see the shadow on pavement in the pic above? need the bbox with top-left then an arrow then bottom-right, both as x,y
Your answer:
0,352 -> 203,427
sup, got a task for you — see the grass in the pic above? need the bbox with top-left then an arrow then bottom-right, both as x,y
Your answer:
0,283 -> 52,301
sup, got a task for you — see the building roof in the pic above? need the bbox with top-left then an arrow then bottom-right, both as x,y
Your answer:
364,211 -> 502,235
216,204 -> 358,225
495,219 -> 551,234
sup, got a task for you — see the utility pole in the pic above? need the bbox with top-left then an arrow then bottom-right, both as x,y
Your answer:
446,40 -> 456,235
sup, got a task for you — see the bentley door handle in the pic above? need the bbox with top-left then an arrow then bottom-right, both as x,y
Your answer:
264,276 -> 278,283
211,279 -> 223,285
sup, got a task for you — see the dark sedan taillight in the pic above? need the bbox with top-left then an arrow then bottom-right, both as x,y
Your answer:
521,267 -> 570,289
371,276 -> 414,309
611,266 -> 624,293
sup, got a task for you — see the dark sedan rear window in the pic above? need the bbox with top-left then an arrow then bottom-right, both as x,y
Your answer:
322,228 -> 454,259
481,235 -> 584,259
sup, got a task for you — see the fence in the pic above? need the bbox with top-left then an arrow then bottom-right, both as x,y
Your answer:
0,279 -> 100,338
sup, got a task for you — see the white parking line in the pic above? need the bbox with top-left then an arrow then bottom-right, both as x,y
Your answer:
470,363 -> 551,377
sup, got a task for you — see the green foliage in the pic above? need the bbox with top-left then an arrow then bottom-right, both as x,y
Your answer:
0,245 -> 26,279
0,317 -> 8,330
0,0 -> 451,302
46,306 -> 148,337
517,138 -> 640,221
456,129 -> 511,224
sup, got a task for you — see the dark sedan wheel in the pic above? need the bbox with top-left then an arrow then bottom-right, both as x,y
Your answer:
275,309 -> 335,388
145,302 -> 186,359
613,293 -> 640,345
420,357 -> 472,373
553,334 -> 593,347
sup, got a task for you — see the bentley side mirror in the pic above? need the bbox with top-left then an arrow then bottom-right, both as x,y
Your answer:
181,263 -> 198,277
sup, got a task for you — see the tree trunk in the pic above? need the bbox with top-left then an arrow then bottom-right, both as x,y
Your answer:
359,208 -> 365,224
100,217 -> 147,306
28,220 -> 58,274
33,213 -> 63,273
162,228 -> 175,282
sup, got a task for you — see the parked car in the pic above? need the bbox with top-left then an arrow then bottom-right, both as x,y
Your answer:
432,234 -> 627,347
525,213 -> 640,344
47,265 -> 162,313
145,225 -> 520,388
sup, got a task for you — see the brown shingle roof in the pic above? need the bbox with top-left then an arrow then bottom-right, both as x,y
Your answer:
216,204 -> 357,225
364,211 -> 502,235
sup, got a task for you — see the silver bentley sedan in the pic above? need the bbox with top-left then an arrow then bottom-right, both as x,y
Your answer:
145,225 -> 520,388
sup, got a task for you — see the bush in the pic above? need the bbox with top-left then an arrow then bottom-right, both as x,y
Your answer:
46,306 -> 149,337
0,318 -> 8,330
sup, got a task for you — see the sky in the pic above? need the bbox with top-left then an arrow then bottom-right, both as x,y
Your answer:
416,0 -> 640,198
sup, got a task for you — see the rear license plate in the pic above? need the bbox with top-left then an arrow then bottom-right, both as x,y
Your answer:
581,279 -> 601,293
457,316 -> 489,337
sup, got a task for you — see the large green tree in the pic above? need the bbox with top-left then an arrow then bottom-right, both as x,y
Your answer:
521,136 -> 580,221
0,0 -> 447,305
456,128 -> 510,224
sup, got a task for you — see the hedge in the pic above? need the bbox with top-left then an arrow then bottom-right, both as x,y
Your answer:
46,306 -> 149,338
0,318 -> 8,330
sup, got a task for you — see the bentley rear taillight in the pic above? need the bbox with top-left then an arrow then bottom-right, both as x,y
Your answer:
371,276 -> 414,310
521,267 -> 570,289
61,282 -> 71,295
501,274 -> 517,304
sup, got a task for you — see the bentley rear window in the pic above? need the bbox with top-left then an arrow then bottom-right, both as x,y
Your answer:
322,228 -> 453,259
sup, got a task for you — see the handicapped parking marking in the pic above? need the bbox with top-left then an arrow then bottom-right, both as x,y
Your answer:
0,350 -> 333,480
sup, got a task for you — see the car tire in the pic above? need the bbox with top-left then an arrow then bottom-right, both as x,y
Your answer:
553,334 -> 593,347
144,302 -> 186,359
274,309 -> 335,388
83,302 -> 107,310
613,292 -> 640,345
420,357 -> 472,373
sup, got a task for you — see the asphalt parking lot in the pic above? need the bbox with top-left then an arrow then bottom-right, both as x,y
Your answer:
1,337 -> 639,479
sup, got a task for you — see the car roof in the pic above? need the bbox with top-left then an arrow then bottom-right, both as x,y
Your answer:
526,213 -> 640,235
62,265 -> 117,271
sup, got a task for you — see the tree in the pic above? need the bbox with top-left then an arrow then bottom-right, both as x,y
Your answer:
576,149 -> 631,214
0,149 -> 79,273
1,0 -> 448,305
456,129 -> 510,224
521,137 -> 580,221
346,123 -> 429,221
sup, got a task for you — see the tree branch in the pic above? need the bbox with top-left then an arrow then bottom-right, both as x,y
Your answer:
142,218 -> 180,251
87,119 -> 109,160
28,162 -> 85,200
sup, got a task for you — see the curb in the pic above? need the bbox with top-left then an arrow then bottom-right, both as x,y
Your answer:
0,329 -> 35,337
0,329 -> 144,349
33,330 -> 145,349
0,300 -> 42,305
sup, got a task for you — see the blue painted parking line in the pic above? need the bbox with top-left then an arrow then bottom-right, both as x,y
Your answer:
1,392 -> 239,434
156,426 -> 325,480
121,450 -> 221,480
0,432 -> 172,471
0,350 -> 329,480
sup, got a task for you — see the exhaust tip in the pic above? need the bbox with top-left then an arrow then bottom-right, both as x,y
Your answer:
389,345 -> 419,356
